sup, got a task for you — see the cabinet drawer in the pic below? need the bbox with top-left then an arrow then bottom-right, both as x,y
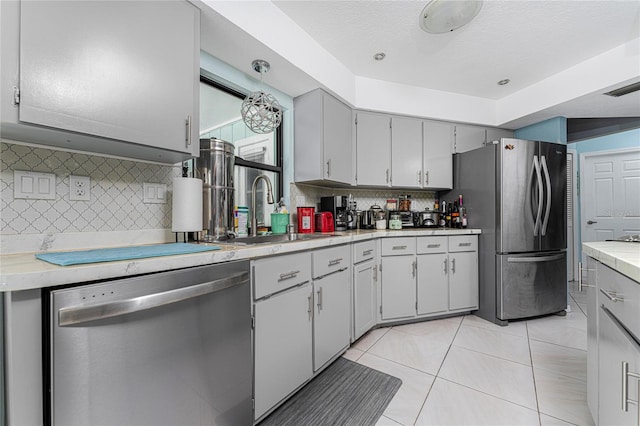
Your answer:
381,237 -> 415,256
353,240 -> 376,264
313,245 -> 350,278
598,262 -> 640,340
253,252 -> 312,299
448,235 -> 478,252
416,236 -> 448,254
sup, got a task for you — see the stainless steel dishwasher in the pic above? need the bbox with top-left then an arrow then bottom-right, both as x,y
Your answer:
45,260 -> 251,426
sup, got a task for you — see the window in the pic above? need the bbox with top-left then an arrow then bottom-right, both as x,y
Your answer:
199,76 -> 283,230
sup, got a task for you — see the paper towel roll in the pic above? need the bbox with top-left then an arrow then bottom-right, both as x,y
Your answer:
172,178 -> 203,232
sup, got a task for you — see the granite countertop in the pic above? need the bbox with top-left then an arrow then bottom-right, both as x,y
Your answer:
583,241 -> 640,283
0,228 -> 481,292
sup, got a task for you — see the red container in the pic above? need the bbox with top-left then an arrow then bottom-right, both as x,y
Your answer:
297,207 -> 315,233
315,212 -> 334,233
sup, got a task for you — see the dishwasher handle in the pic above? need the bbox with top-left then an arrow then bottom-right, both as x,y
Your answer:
58,271 -> 249,326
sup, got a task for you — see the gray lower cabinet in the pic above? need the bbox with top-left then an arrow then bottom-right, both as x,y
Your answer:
313,246 -> 351,370
352,241 -> 378,341
585,256 -> 599,421
381,235 -> 478,322
1,0 -> 200,163
252,253 -> 313,420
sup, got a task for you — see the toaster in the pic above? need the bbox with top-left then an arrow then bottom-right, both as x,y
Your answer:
315,212 -> 335,232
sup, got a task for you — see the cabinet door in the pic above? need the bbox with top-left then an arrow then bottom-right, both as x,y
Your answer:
598,306 -> 640,426
323,94 -> 353,184
423,121 -> 453,189
449,251 -> 478,310
356,112 -> 391,186
254,284 -> 313,420
391,116 -> 423,188
353,260 -> 377,341
18,1 -> 199,156
454,124 -> 486,153
381,256 -> 416,320
486,127 -> 514,144
417,253 -> 449,315
314,270 -> 351,370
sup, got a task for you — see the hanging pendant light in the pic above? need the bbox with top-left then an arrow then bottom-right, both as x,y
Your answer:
241,60 -> 282,134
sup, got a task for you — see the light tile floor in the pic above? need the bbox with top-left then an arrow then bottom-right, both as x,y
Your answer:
343,283 -> 594,426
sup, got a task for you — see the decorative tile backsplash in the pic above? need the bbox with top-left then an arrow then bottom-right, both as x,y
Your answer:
0,142 -> 180,236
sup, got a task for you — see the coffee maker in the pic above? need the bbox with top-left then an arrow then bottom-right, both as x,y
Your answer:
320,196 -> 349,231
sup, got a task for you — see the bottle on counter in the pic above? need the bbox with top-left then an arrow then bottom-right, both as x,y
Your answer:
458,195 -> 467,229
434,199 -> 439,211
452,201 -> 460,228
445,202 -> 452,228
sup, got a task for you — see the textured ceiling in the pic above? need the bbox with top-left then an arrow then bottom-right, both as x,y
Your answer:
272,0 -> 640,100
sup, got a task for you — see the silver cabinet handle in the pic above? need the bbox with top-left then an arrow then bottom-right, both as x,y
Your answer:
427,244 -> 441,248
278,270 -> 300,282
308,293 -> 313,321
373,263 -> 378,282
386,169 -> 390,184
425,171 -> 429,186
587,220 -> 598,225
58,271 -> 249,326
417,171 -> 421,185
451,257 -> 456,274
328,258 -> 343,267
326,159 -> 331,178
185,115 -> 192,147
458,242 -> 471,247
600,288 -> 624,303
317,287 -> 323,310
578,261 -> 595,292
444,258 -> 448,275
362,249 -> 373,257
392,245 -> 407,250
622,361 -> 640,417
412,260 -> 416,279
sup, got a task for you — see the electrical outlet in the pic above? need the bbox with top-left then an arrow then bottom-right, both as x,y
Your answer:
69,175 -> 91,201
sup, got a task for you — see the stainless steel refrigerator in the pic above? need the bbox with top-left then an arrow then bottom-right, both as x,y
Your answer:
450,138 -> 567,325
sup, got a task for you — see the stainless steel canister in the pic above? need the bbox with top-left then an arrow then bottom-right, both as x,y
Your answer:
196,138 -> 235,241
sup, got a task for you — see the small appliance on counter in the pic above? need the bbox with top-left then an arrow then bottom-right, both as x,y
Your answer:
297,206 -> 315,233
414,209 -> 441,228
320,196 -> 349,231
315,211 -> 335,232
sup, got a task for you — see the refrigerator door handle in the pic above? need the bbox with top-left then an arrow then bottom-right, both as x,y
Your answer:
540,155 -> 552,236
507,253 -> 565,263
531,155 -> 543,236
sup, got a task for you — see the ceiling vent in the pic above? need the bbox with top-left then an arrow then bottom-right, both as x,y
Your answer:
604,81 -> 640,97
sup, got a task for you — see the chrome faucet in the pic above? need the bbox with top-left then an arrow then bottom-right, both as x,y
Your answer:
251,175 -> 275,237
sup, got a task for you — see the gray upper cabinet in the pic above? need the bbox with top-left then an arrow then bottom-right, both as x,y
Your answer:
423,120 -> 453,189
453,124 -> 486,153
355,111 -> 391,187
0,1 -> 200,164
294,89 -> 354,185
391,116 -> 423,188
486,127 -> 514,144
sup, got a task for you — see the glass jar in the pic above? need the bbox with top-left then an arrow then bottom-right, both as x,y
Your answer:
389,213 -> 402,230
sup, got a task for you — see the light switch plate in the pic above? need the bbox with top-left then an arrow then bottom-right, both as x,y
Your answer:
14,171 -> 56,200
69,175 -> 91,201
143,182 -> 167,204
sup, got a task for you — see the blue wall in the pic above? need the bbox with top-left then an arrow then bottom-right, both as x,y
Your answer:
514,117 -> 567,144
574,127 -> 640,153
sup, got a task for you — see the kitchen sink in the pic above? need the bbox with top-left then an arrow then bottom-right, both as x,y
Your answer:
224,233 -> 339,245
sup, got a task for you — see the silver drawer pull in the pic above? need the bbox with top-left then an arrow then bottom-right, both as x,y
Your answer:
600,288 -> 624,303
392,245 -> 407,250
427,244 -> 441,248
362,249 -> 373,256
328,258 -> 343,267
622,362 -> 640,416
278,270 -> 300,282
458,242 -> 471,247
577,261 -> 595,292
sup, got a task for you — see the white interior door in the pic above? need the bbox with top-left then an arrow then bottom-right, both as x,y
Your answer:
581,149 -> 640,244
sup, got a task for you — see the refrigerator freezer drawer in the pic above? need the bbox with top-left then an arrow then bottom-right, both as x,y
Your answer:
497,252 -> 567,320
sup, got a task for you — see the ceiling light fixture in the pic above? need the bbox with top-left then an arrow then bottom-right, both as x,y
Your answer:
420,0 -> 483,34
241,59 -> 282,134
373,52 -> 386,61
497,79 -> 510,86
